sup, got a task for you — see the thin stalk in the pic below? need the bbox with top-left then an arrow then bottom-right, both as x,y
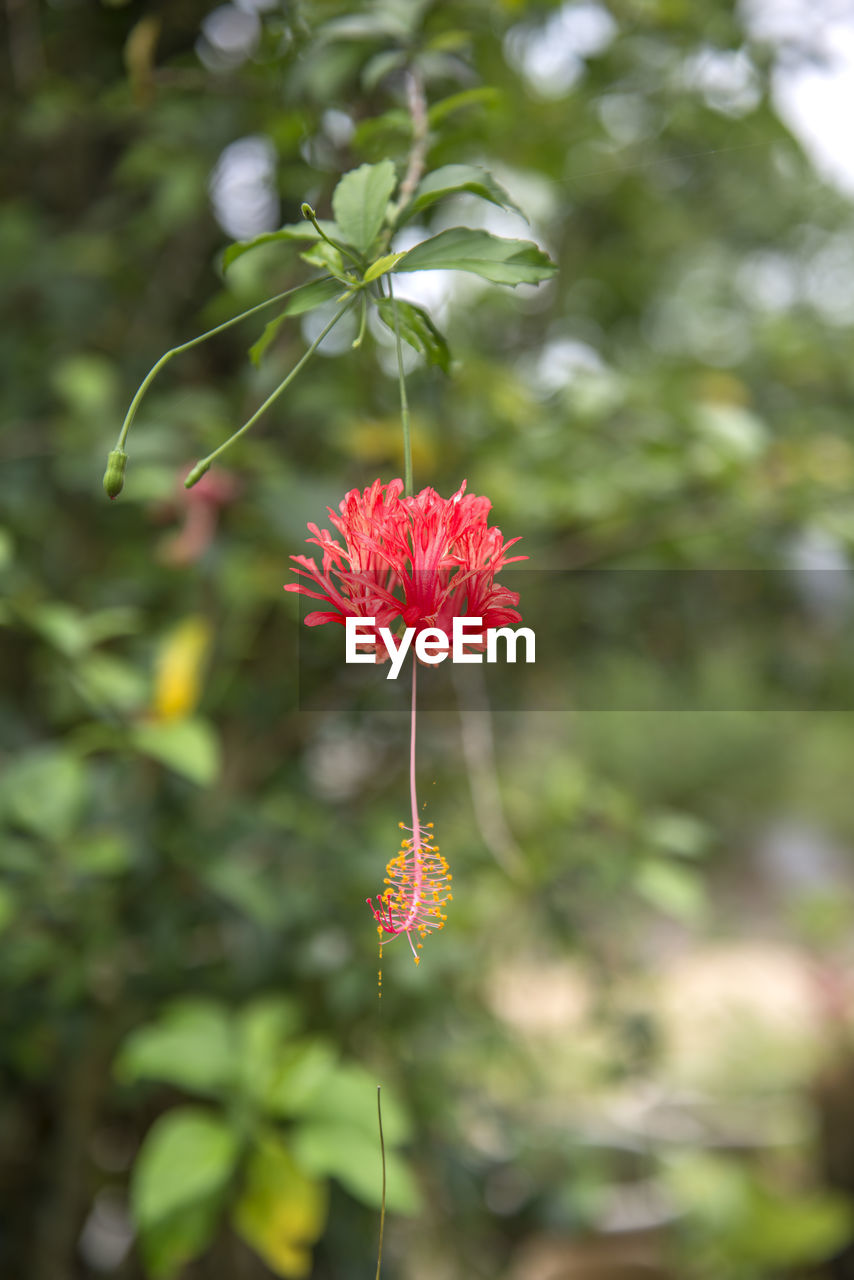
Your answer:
352,291 -> 368,349
375,1086 -> 387,1280
114,280 -> 331,455
184,299 -> 354,487
301,202 -> 363,269
409,659 -> 421,893
388,277 -> 413,496
398,660 -> 423,942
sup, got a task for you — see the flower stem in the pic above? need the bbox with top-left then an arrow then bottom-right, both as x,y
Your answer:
301,202 -> 363,269
375,1085 -> 387,1280
388,277 -> 413,497
113,279 -> 332,455
409,658 -> 420,860
352,291 -> 368,349
184,299 -> 354,488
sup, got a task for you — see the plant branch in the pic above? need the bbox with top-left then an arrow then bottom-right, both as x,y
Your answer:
396,68 -> 429,215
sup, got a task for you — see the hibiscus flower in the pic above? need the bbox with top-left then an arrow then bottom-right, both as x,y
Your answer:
285,478 -> 526,658
285,478 -> 525,969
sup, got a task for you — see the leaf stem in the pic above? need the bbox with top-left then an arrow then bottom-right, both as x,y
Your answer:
375,1085 -> 386,1280
301,202 -> 363,268
114,280 -> 331,455
184,299 -> 354,488
388,277 -> 413,497
352,291 -> 368,349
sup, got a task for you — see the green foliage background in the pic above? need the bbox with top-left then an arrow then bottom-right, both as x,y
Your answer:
4,1 -> 854,1277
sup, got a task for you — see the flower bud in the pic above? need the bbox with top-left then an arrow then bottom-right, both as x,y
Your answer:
183,460 -> 211,490
102,448 -> 128,499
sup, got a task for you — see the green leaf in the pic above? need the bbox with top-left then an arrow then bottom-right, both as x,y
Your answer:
396,228 -> 555,285
317,12 -> 412,43
265,1041 -> 340,1119
236,996 -> 302,1106
1,747 -> 88,842
77,653 -> 147,714
635,859 -> 706,923
291,1120 -> 420,1214
361,49 -> 406,92
331,160 -> 397,256
299,242 -> 345,276
401,164 -> 524,223
363,251 -> 407,283
131,1108 -> 239,1278
427,86 -> 501,127
116,1000 -> 235,1097
25,602 -> 91,657
376,297 -> 451,373
203,857 -> 283,927
130,717 -> 220,786
69,828 -> 131,876
222,221 -> 340,272
249,278 -> 343,366
233,1131 -> 327,1279
294,1062 -> 411,1146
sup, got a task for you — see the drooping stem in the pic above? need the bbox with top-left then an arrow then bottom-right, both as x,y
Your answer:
301,202 -> 363,270
184,299 -> 354,487
375,1085 -> 387,1280
409,658 -> 420,859
388,277 -> 413,497
113,279 -> 332,455
399,658 -> 424,938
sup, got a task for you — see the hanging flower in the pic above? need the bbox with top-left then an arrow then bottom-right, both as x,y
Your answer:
284,478 -> 526,659
286,478 -> 525,969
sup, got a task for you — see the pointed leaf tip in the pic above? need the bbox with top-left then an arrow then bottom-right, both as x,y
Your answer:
331,160 -> 397,256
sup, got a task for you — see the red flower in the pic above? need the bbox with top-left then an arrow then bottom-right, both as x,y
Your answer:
284,478 -> 526,656
286,477 -> 527,971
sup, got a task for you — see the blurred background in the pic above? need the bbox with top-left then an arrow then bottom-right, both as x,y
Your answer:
4,0 -> 854,1277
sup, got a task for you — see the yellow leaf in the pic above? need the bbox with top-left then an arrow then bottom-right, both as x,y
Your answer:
152,616 -> 211,722
233,1133 -> 328,1279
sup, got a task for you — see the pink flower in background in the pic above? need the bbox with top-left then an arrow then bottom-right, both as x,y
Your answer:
284,477 -> 526,658
158,467 -> 240,566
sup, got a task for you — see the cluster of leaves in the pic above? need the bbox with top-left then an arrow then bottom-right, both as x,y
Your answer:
112,154 -> 555,493
117,997 -> 416,1277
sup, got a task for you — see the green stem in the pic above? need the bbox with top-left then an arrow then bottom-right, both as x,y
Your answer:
375,1085 -> 386,1280
184,299 -> 354,487
301,203 -> 363,269
388,278 -> 413,497
352,291 -> 368,349
114,280 -> 331,455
